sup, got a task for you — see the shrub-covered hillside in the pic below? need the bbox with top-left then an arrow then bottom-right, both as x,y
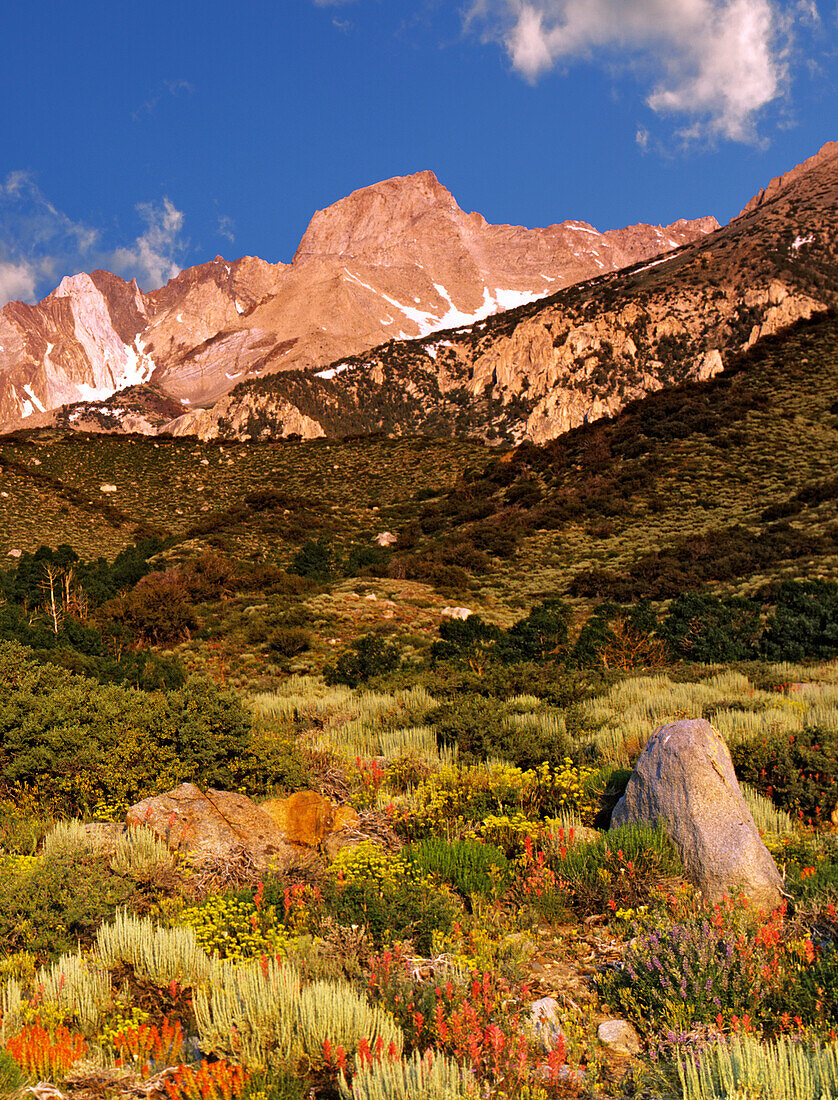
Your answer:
2,312 -> 838,1099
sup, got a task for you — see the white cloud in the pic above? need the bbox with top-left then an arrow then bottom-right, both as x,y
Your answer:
0,173 -> 187,302
0,260 -> 38,307
0,170 -> 100,255
468,0 -> 797,142
132,78 -> 195,122
0,172 -> 100,305
111,198 -> 185,290
217,214 -> 236,243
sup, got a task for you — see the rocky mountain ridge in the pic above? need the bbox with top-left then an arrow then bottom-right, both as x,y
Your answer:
0,171 -> 716,432
180,140 -> 836,445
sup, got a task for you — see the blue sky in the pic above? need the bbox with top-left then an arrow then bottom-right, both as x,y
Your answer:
1,0 -> 836,304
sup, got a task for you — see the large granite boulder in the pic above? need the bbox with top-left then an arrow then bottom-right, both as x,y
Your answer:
610,719 -> 785,910
126,783 -> 315,871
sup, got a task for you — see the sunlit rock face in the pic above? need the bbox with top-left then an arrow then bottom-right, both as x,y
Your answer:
0,170 -> 715,433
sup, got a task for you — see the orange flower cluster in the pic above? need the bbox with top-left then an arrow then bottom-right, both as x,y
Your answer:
5,1020 -> 88,1079
164,1059 -> 248,1100
113,1018 -> 184,1078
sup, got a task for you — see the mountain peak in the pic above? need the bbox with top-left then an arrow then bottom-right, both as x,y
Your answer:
293,170 -> 461,262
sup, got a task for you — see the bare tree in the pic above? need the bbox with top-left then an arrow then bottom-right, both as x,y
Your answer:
40,562 -> 63,635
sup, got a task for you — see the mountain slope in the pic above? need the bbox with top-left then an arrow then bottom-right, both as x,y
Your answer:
0,171 -> 715,432
189,141 -> 837,445
401,309 -> 838,605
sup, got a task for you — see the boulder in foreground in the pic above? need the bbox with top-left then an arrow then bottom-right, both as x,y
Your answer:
126,783 -> 315,872
610,718 -> 785,910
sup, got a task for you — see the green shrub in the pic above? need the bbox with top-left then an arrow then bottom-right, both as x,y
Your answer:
0,642 -> 253,814
0,850 -> 135,960
762,580 -> 838,660
429,615 -> 501,668
771,832 -> 838,900
431,695 -> 571,769
322,843 -> 459,954
266,627 -> 312,658
552,823 -> 682,914
404,838 -> 511,901
497,599 -> 570,662
662,592 -> 762,662
731,724 -> 838,823
0,1050 -> 24,1095
290,539 -> 336,581
344,544 -> 388,576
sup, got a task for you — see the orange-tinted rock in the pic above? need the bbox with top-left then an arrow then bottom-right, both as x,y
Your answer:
260,791 -> 335,846
333,805 -> 360,831
126,783 -> 313,871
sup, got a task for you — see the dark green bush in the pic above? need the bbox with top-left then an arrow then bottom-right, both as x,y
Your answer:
661,592 -> 762,662
498,600 -> 570,662
761,580 -> 838,660
290,539 -> 336,581
321,874 -> 457,955
429,615 -> 501,667
324,633 -> 401,687
266,626 -> 312,658
431,695 -> 571,768
344,544 -> 388,576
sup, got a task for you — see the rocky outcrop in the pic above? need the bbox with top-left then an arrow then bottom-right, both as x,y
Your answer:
737,140 -> 838,218
610,719 -> 785,910
188,139 -> 836,445
3,141 -> 835,446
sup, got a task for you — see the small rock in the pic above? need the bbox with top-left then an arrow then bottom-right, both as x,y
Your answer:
365,593 -> 377,601
529,996 -> 564,1053
442,606 -> 472,620
374,531 -> 397,547
7,549 -> 22,558
533,1063 -> 585,1087
100,484 -> 117,493
30,458 -> 41,466
598,1019 -> 641,1056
